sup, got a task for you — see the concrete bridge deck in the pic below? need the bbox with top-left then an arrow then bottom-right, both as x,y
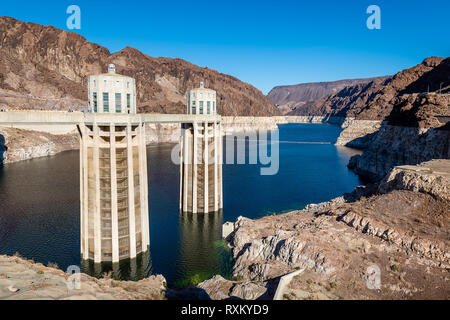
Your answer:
0,111 -> 221,125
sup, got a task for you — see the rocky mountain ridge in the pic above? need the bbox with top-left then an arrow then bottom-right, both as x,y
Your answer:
287,57 -> 450,120
0,16 -> 278,116
268,77 -> 386,115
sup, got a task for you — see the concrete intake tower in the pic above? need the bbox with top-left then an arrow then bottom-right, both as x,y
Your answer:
79,64 -> 149,264
180,82 -> 223,213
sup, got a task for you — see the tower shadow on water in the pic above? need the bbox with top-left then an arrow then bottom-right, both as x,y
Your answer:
0,134 -> 7,166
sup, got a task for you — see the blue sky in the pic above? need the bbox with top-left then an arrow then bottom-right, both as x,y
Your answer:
1,0 -> 449,93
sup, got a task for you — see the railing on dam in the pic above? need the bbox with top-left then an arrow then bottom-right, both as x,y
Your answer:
0,111 -> 221,125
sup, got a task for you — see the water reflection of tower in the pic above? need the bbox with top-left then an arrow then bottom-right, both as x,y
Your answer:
178,211 -> 226,280
81,250 -> 151,281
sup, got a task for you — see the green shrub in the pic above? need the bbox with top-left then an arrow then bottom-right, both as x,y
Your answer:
390,264 -> 400,272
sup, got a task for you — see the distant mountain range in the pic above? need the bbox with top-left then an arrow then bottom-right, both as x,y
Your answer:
267,77 -> 387,114
0,16 -> 279,116
286,56 -> 450,121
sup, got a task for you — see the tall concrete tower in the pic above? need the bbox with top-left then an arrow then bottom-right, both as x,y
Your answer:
79,64 -> 149,264
180,82 -> 223,213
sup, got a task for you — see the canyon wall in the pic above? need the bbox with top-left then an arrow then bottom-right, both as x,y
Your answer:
348,124 -> 450,180
335,118 -> 382,148
0,126 -> 78,164
268,77 -> 386,115
342,93 -> 450,181
287,57 -> 449,118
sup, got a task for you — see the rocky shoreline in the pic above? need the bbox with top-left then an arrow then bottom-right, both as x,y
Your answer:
213,159 -> 449,300
348,123 -> 450,181
0,126 -> 78,164
0,255 -> 166,300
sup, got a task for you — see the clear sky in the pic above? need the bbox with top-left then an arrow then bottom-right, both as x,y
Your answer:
1,0 -> 449,93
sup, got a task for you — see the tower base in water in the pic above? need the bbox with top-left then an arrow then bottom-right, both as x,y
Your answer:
180,120 -> 223,213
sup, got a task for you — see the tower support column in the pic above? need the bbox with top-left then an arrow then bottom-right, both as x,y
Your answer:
110,124 -> 119,263
214,121 -> 219,212
192,122 -> 198,213
139,123 -> 149,251
127,122 -> 137,259
93,124 -> 101,263
204,121 -> 209,213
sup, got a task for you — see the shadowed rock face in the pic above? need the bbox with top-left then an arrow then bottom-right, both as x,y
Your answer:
387,93 -> 450,128
288,57 -> 450,120
0,17 -> 279,116
0,133 -> 6,165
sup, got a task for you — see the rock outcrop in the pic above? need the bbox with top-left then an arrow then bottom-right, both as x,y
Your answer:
221,117 -> 278,134
224,160 -> 450,299
196,275 -> 268,300
0,255 -> 166,300
0,16 -> 278,117
348,123 -> 450,180
335,118 -> 382,148
0,126 -> 78,164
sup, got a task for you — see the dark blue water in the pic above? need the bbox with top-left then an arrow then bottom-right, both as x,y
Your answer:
0,124 -> 362,287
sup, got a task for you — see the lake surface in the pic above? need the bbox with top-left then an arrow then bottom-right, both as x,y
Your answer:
0,123 -> 362,287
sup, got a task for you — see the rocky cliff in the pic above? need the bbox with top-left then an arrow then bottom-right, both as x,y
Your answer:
223,160 -> 450,300
346,93 -> 450,180
0,126 -> 78,164
287,57 -> 449,119
315,58 -> 450,181
348,123 -> 450,180
335,118 -> 382,148
0,16 -> 278,116
268,77 -> 385,115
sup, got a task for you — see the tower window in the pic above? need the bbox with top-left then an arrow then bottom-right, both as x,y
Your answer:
115,93 -> 122,113
207,101 -> 210,114
127,94 -> 131,111
93,92 -> 97,112
103,92 -> 109,112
